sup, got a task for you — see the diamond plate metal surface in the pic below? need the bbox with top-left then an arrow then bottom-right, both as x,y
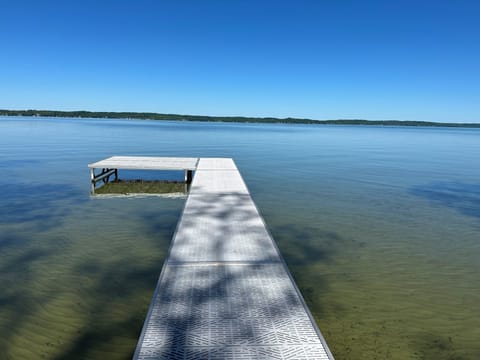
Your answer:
133,157 -> 334,360
136,264 -> 330,359
190,170 -> 249,195
169,194 -> 279,263
196,158 -> 238,170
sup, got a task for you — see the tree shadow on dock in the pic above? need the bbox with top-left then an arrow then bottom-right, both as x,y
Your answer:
132,192 -> 333,359
135,263 -> 329,359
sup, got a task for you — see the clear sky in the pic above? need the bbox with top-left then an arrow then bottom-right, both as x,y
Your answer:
1,0 -> 479,122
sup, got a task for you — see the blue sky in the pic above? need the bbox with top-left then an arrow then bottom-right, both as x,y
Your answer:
1,0 -> 479,122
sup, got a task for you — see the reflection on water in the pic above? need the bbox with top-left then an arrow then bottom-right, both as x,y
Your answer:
0,117 -> 479,359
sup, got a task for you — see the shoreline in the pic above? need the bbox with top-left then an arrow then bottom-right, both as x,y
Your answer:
1,109 -> 479,128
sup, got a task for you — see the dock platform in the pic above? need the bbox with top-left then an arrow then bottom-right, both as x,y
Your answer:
88,156 -> 198,193
89,156 -> 334,359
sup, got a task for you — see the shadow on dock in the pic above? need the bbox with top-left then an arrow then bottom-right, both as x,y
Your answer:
134,192 -> 334,359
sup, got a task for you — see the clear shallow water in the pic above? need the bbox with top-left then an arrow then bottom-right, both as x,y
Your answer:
0,117 -> 479,359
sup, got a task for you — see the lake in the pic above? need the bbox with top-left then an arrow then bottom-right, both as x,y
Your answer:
0,116 -> 479,359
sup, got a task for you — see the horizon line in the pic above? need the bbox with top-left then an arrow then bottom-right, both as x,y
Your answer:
1,109 -> 479,128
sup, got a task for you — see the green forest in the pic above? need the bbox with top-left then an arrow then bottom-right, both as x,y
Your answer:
1,109 -> 479,127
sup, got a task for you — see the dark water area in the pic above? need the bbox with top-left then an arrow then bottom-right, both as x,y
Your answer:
0,116 -> 479,359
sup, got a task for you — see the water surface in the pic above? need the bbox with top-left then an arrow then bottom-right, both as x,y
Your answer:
0,117 -> 479,359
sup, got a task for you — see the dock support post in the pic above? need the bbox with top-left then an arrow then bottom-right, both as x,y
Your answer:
90,168 -> 117,194
90,168 -> 96,194
185,170 -> 193,184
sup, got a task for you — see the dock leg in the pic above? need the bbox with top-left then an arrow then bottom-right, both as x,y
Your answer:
186,170 -> 193,184
114,169 -> 118,181
90,168 -> 96,194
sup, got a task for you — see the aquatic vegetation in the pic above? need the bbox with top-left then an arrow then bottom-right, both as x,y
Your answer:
95,180 -> 186,195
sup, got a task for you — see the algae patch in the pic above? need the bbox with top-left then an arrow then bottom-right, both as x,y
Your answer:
94,180 -> 186,195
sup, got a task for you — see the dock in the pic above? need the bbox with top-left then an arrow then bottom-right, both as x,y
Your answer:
88,156 -> 334,359
88,156 -> 198,193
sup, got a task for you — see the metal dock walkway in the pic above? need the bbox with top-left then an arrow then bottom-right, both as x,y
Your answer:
90,156 -> 334,359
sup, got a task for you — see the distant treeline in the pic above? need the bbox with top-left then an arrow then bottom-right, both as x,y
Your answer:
1,109 -> 479,128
